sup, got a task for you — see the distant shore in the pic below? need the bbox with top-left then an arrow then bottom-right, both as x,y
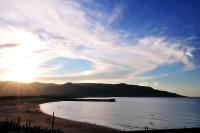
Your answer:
0,96 -> 118,133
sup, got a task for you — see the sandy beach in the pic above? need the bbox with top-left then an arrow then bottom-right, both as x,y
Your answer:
0,97 -> 118,133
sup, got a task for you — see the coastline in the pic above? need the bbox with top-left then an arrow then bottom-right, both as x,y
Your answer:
0,97 -> 119,133
0,97 -> 200,133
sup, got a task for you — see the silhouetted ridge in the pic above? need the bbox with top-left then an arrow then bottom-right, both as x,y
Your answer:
0,81 -> 183,97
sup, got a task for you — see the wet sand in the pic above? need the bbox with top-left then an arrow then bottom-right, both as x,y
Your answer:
0,97 -> 118,133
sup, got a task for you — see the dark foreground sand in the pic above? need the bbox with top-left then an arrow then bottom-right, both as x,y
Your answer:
0,98 -> 118,133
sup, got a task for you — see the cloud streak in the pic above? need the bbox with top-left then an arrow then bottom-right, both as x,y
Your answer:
0,43 -> 19,49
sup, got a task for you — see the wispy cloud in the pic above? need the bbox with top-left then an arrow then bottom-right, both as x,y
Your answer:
0,43 -> 19,49
107,3 -> 124,26
0,0 -> 195,83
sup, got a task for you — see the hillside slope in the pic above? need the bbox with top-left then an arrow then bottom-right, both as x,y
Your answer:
0,81 -> 182,97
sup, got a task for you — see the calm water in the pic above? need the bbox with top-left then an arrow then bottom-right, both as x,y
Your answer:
40,98 -> 200,131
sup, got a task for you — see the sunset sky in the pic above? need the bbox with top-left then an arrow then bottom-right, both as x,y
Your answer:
0,0 -> 199,96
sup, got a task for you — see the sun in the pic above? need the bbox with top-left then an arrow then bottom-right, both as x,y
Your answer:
5,61 -> 37,82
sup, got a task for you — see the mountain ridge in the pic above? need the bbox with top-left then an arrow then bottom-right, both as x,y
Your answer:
0,81 -> 183,97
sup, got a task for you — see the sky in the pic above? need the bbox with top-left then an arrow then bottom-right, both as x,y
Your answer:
0,0 -> 199,96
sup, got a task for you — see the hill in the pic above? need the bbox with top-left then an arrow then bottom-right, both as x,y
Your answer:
0,81 -> 183,97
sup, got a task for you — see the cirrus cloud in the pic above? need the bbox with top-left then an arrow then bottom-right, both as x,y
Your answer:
0,0 -> 195,83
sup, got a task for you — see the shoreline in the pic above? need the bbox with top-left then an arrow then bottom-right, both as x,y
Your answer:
39,106 -> 200,133
0,97 -> 119,133
0,97 -> 200,133
38,103 -> 119,132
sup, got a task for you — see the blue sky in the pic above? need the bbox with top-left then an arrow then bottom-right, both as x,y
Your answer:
0,0 -> 199,96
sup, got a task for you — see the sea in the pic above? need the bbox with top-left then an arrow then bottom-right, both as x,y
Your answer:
40,97 -> 200,131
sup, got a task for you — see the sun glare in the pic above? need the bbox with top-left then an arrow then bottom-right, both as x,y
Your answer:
5,61 -> 37,82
